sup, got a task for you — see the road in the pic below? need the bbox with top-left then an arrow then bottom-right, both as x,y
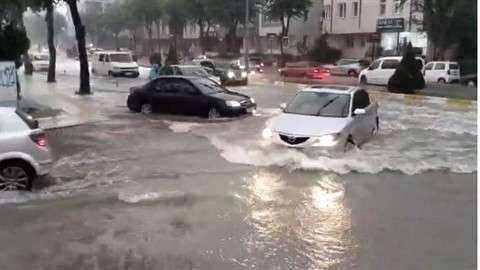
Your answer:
0,63 -> 476,270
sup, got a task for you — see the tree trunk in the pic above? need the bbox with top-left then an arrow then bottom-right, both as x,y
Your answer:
66,0 -> 91,95
46,2 -> 56,83
279,17 -> 285,67
115,33 -> 120,51
198,20 -> 205,54
156,21 -> 161,52
148,25 -> 153,56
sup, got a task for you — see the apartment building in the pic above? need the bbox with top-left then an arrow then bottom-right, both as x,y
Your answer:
322,0 -> 427,58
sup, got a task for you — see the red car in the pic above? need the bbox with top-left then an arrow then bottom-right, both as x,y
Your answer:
279,61 -> 330,80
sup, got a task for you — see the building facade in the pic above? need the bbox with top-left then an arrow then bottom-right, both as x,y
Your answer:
322,0 -> 427,58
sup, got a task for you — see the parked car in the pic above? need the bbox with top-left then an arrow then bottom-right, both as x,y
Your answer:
30,52 -> 49,72
359,56 -> 425,85
91,51 -> 139,78
279,61 -> 330,80
195,61 -> 248,85
127,76 -> 256,119
172,65 -> 221,85
0,108 -> 52,191
460,74 -> 477,87
325,58 -> 370,77
263,85 -> 379,151
423,61 -> 461,83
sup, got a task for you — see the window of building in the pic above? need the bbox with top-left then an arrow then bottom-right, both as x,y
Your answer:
394,0 -> 403,14
323,5 -> 331,18
338,3 -> 346,18
360,36 -> 366,47
352,2 -> 359,17
346,35 -> 354,48
380,0 -> 386,16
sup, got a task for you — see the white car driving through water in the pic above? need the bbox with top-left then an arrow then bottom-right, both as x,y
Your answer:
263,85 -> 379,151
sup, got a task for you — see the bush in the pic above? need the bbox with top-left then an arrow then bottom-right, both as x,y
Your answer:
165,45 -> 179,65
0,23 -> 30,68
307,35 -> 341,64
149,53 -> 162,65
387,42 -> 425,94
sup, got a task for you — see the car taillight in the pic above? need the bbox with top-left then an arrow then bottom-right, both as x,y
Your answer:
30,132 -> 48,147
314,69 -> 319,73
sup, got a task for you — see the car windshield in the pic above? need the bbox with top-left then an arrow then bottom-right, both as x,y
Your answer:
193,78 -> 226,94
109,53 -> 132,63
180,67 -> 209,77
285,91 -> 350,117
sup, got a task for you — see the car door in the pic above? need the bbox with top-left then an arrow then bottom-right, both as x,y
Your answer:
366,60 -> 382,84
104,54 -> 111,75
96,54 -> 105,75
350,90 -> 374,144
433,62 -> 446,82
169,79 -> 203,115
423,62 -> 435,82
149,79 -> 169,113
378,59 -> 400,85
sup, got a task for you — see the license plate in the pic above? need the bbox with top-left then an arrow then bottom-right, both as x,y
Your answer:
124,72 -> 132,76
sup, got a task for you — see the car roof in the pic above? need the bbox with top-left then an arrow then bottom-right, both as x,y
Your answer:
94,51 -> 131,55
300,85 -> 362,94
426,61 -> 458,64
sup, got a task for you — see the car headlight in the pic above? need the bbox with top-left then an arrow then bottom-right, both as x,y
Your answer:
312,134 -> 340,147
227,71 -> 235,78
250,97 -> 255,104
226,100 -> 241,107
241,71 -> 248,78
262,128 -> 274,139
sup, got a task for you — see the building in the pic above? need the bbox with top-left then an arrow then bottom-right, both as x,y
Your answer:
322,0 -> 427,58
254,0 -> 324,55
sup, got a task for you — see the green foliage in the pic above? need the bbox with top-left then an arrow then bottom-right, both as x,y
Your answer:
387,43 -> 425,93
307,35 -> 341,64
165,45 -> 179,65
264,0 -> 312,34
0,23 -> 30,68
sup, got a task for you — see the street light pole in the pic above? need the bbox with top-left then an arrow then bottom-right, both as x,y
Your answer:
244,0 -> 249,72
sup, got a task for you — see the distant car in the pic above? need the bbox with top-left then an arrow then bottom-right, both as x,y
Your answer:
263,85 -> 379,151
0,108 -> 53,191
279,61 -> 330,80
249,57 -> 265,73
91,51 -> 139,78
423,61 -> 461,83
30,53 -> 50,72
172,65 -> 221,85
195,61 -> 248,85
325,58 -> 370,77
359,56 -> 425,86
192,55 -> 212,65
127,76 -> 256,119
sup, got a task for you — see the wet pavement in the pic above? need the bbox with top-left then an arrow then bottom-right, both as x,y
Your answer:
0,64 -> 477,269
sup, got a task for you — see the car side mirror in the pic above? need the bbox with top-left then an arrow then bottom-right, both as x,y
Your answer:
280,103 -> 287,110
353,108 -> 366,115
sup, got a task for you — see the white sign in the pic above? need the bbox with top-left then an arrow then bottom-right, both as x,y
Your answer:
0,61 -> 17,102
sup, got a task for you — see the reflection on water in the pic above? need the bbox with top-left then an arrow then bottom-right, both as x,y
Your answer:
243,171 -> 354,269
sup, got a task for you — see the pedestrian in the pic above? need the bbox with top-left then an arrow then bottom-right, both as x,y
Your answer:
149,63 -> 161,80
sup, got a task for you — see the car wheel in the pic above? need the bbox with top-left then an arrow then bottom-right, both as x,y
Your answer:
468,79 -> 476,87
207,107 -> 220,120
344,135 -> 356,152
0,161 -> 34,191
348,70 -> 358,77
360,76 -> 367,85
438,78 -> 446,84
141,103 -> 152,114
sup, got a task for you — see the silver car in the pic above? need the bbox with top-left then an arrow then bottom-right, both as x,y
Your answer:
263,85 -> 379,151
0,107 -> 53,191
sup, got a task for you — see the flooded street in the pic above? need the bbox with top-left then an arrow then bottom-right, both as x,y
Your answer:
0,84 -> 476,269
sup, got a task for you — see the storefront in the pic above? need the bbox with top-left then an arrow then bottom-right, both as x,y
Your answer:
377,18 -> 428,56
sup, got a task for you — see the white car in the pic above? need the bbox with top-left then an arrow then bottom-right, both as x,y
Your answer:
0,108 -> 53,191
325,58 -> 368,77
423,61 -> 460,83
91,51 -> 139,78
30,52 -> 50,71
359,56 -> 425,85
263,85 -> 379,151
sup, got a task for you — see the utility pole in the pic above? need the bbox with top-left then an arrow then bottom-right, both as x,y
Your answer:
244,0 -> 249,72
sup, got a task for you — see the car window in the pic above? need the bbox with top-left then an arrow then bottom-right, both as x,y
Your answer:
370,60 -> 381,70
435,63 -> 446,70
99,54 -> 104,62
425,63 -> 434,70
105,54 -> 110,62
381,59 -> 400,69
173,79 -> 198,95
200,61 -> 215,69
285,91 -> 350,118
352,90 -> 370,112
449,64 -> 459,70
180,67 -> 209,77
109,53 -> 132,63
193,78 -> 227,95
151,79 -> 165,93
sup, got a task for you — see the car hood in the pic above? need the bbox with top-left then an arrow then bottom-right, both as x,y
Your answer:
210,91 -> 249,102
111,62 -> 138,68
272,113 -> 350,137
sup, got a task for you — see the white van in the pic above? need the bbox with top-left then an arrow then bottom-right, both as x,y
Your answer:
91,51 -> 139,78
30,52 -> 50,71
423,61 -> 460,83
359,56 -> 424,85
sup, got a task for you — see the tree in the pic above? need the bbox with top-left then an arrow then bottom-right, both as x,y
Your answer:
307,35 -> 341,64
185,0 -> 215,54
264,0 -> 312,65
164,0 -> 188,53
65,0 -> 90,95
102,2 -> 129,51
0,24 -> 30,68
387,42 -> 425,94
165,45 -> 179,65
